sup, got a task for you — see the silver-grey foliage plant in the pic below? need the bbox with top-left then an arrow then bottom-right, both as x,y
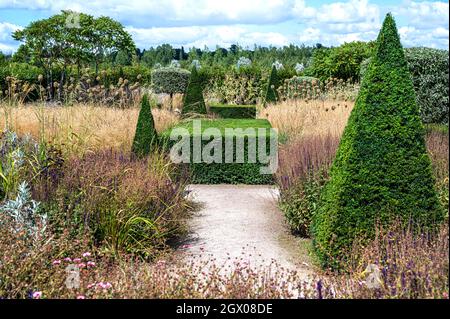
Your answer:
0,181 -> 47,241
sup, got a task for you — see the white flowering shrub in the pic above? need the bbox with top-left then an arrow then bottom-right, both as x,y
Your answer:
169,60 -> 181,68
191,59 -> 201,70
236,57 -> 252,70
272,60 -> 284,71
295,63 -> 305,74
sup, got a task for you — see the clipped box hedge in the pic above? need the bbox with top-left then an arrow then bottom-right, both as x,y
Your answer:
208,104 -> 256,119
161,119 -> 276,184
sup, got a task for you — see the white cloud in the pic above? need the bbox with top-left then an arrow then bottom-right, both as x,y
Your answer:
0,22 -> 22,53
399,25 -> 449,49
128,25 -> 289,48
292,0 -> 316,19
396,0 -> 449,29
0,1 -> 448,50
293,0 -> 447,48
0,0 -> 295,27
315,0 -> 379,24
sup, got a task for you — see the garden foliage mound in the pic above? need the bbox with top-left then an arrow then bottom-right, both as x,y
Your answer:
132,94 -> 158,156
161,119 -> 275,184
208,104 -> 256,119
151,67 -> 191,96
312,14 -> 443,269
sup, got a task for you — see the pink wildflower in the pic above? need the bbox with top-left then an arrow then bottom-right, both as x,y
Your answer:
76,295 -> 86,299
87,261 -> 96,267
78,263 -> 86,269
64,257 -> 72,262
32,291 -> 42,299
97,282 -> 112,290
73,258 -> 82,263
82,252 -> 91,258
156,260 -> 166,267
52,260 -> 61,265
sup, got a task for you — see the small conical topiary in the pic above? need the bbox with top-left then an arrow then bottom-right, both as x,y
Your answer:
132,94 -> 158,157
182,66 -> 206,116
264,65 -> 279,105
311,13 -> 443,269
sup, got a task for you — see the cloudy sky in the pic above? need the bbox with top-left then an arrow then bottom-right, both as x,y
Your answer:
0,0 -> 448,53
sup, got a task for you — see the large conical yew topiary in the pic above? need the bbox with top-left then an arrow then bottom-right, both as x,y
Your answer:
132,94 -> 158,157
311,13 -> 443,269
264,65 -> 279,105
182,66 -> 206,116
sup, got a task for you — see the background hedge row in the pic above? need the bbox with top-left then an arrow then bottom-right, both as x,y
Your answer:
360,47 -> 449,125
208,104 -> 256,119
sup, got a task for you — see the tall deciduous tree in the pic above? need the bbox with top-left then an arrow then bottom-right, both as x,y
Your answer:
12,10 -> 135,99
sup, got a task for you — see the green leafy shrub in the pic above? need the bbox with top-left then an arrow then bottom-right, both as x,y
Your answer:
264,65 -> 279,104
404,47 -> 449,125
208,104 -> 256,119
205,66 -> 266,105
276,135 -> 340,237
161,119 -> 276,184
7,62 -> 43,83
312,14 -> 443,270
306,41 -> 374,82
132,94 -> 158,157
361,48 -> 449,124
280,173 -> 326,237
0,63 -> 43,101
151,67 -> 190,95
91,65 -> 152,88
182,66 -> 206,115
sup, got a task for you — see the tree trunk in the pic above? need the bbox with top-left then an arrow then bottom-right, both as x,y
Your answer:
58,67 -> 65,102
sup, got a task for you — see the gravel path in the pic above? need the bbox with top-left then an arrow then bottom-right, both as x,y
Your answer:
180,184 -> 313,278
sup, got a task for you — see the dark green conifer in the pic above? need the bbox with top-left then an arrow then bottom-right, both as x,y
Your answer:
311,13 -> 443,269
264,65 -> 279,105
132,94 -> 158,156
182,66 -> 206,115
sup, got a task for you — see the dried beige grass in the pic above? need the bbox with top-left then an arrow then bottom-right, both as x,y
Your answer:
1,102 -> 179,155
259,99 -> 354,140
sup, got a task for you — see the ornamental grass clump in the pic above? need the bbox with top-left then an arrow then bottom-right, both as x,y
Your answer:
311,13 -> 444,270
